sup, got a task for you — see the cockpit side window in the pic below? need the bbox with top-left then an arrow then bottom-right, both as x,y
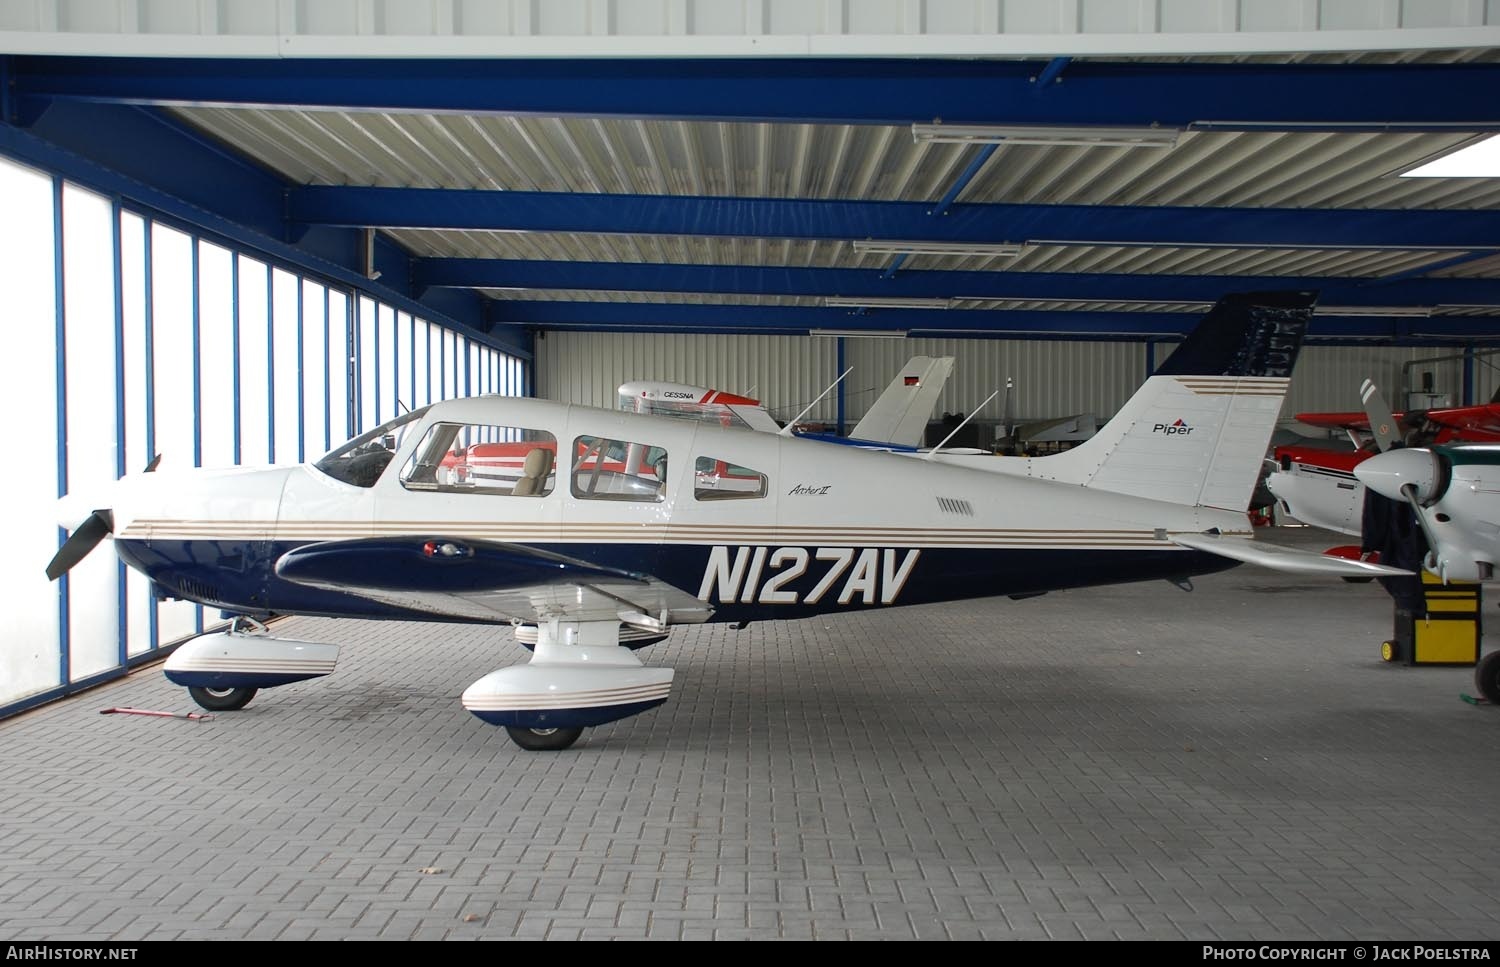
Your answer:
571,435 -> 666,502
314,407 -> 430,488
693,456 -> 768,500
400,423 -> 557,496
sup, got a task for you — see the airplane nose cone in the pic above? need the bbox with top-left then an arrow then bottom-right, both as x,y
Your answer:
1354,448 -> 1441,504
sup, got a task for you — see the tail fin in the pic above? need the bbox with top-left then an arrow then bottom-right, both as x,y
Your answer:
851,356 -> 955,447
1031,291 -> 1314,510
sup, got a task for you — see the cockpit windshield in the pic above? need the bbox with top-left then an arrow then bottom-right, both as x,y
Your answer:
314,407 -> 431,487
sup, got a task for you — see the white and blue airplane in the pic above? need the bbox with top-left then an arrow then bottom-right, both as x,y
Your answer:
46,291 -> 1402,751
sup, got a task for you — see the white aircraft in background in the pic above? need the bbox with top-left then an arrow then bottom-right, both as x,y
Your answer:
47,291 -> 1401,752
1358,442 -> 1500,585
1267,383 -> 1500,536
619,354 -> 957,451
444,357 -> 959,491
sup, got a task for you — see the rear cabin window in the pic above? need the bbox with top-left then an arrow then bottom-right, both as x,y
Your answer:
693,456 -> 768,500
571,435 -> 667,502
400,423 -> 557,497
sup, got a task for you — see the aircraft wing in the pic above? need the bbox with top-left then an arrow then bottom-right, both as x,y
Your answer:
1297,403 -> 1500,439
275,537 -> 712,626
1292,410 -> 1375,431
1172,532 -> 1412,577
1424,402 -> 1500,438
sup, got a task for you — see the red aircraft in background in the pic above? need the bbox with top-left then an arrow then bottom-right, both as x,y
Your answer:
1266,385 -> 1500,537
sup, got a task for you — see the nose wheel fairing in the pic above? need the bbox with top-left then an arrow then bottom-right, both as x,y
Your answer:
163,624 -> 340,691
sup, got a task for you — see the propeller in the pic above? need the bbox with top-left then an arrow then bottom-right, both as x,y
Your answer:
1359,378 -> 1401,452
1355,445 -> 1451,579
44,454 -> 157,581
46,509 -> 114,581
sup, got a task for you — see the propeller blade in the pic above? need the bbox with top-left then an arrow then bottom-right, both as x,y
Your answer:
1399,484 -> 1443,576
1360,379 -> 1401,452
143,454 -> 161,473
45,510 -> 114,581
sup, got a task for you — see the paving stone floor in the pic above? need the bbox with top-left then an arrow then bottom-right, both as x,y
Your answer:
3,553 -> 1500,940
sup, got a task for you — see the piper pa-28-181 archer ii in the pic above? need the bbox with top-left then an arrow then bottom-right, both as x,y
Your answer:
47,291 -> 1404,751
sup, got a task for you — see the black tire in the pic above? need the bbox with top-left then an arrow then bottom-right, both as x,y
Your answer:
505,726 -> 583,751
1380,640 -> 1400,663
187,685 -> 257,711
1475,651 -> 1500,704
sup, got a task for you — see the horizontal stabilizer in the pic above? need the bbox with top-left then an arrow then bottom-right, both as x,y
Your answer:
1173,532 -> 1412,577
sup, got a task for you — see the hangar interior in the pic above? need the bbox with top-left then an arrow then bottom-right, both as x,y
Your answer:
4,0 -> 1500,942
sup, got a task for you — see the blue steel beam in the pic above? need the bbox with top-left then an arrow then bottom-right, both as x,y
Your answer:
414,259 -> 1500,307
297,187 -> 1500,250
14,56 -> 1500,130
928,143 -> 999,219
491,300 -> 1500,342
0,101 -> 530,359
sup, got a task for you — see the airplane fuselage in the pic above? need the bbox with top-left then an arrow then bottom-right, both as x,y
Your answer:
111,395 -> 1246,626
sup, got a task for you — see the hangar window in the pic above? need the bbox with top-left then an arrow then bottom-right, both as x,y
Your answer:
693,456 -> 768,500
572,435 -> 667,502
400,423 -> 557,496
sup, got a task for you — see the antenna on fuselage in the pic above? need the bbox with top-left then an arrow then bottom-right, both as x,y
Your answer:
922,389 -> 1000,461
778,368 -> 852,437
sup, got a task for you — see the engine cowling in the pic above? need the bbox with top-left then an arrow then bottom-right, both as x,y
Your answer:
1353,447 -> 1449,506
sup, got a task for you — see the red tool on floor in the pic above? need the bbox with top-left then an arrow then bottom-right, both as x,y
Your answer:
100,707 -> 215,722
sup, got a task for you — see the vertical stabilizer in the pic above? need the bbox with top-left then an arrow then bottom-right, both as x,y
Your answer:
850,356 -> 956,447
994,292 -> 1315,510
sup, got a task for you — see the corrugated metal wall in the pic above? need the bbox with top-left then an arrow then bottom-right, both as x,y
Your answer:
536,331 -> 842,424
537,332 -> 1496,431
846,337 -> 1147,423
1288,346 -> 1460,416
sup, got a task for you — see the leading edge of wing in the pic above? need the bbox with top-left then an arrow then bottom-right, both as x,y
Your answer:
275,537 -> 650,594
1172,532 -> 1412,577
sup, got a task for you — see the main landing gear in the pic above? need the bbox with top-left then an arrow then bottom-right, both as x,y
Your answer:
505,726 -> 585,752
163,617 -> 674,752
1475,651 -> 1500,705
187,685 -> 258,711
463,618 -> 675,752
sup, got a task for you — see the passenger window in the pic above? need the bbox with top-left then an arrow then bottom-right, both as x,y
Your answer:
400,423 -> 557,497
572,435 -> 667,502
693,456 -> 768,500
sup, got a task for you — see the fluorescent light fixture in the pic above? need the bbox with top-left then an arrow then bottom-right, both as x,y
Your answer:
851,240 -> 1026,258
912,123 -> 1180,148
823,297 -> 953,310
810,329 -> 909,339
1315,305 -> 1433,318
1401,136 -> 1500,178
949,297 -> 1211,310
909,328 -> 1184,338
